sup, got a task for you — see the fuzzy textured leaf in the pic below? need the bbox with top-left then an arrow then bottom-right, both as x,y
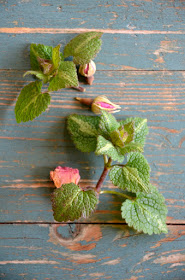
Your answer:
121,185 -> 168,235
48,61 -> 78,91
119,117 -> 148,146
30,43 -> 53,71
95,136 -> 124,163
52,44 -> 61,70
64,32 -> 103,65
51,183 -> 98,222
23,70 -> 49,83
119,143 -> 143,155
67,114 -> 100,152
15,81 -> 50,123
99,111 -> 120,139
109,152 -> 150,193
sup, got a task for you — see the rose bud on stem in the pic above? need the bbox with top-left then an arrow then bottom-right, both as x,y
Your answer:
75,95 -> 121,114
79,60 -> 96,85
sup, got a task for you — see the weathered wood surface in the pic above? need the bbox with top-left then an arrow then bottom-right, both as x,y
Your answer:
1,0 -> 185,279
1,70 -> 185,224
1,33 -> 185,70
1,224 -> 185,280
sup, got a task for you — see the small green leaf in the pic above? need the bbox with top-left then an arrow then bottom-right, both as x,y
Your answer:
67,114 -> 100,152
95,135 -> 125,163
121,185 -> 168,235
99,111 -> 120,138
64,32 -> 103,65
15,81 -> 50,123
23,70 -> 49,83
120,117 -> 148,146
30,43 -> 53,71
119,142 -> 143,155
48,61 -> 78,91
51,183 -> 98,222
52,44 -> 61,70
123,121 -> 134,144
109,152 -> 150,193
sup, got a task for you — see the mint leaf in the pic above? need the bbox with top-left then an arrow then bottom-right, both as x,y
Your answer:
121,185 -> 168,235
119,142 -> 143,155
95,135 -> 125,163
120,117 -> 148,146
51,183 -> 98,222
23,70 -> 49,83
64,32 -> 103,65
109,152 -> 150,193
67,114 -> 100,152
30,43 -> 53,71
15,81 -> 50,123
48,61 -> 78,91
99,111 -> 120,138
123,121 -> 134,144
52,44 -> 61,70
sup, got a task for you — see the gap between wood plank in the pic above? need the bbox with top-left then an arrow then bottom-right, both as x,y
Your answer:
1,28 -> 185,34
0,222 -> 184,225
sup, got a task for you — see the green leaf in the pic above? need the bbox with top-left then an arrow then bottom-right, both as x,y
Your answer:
64,32 -> 103,65
23,70 -> 49,83
30,43 -> 53,71
15,81 -> 50,123
48,61 -> 78,91
120,117 -> 148,146
121,185 -> 168,235
52,44 -> 61,70
95,135 -> 125,163
67,114 -> 100,153
123,121 -> 134,144
109,152 -> 150,193
51,183 -> 98,222
99,111 -> 120,139
119,142 -> 143,155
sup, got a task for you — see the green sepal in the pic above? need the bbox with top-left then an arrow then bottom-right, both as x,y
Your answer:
67,114 -> 100,153
51,183 -> 98,222
121,185 -> 168,235
64,32 -> 103,65
15,81 -> 50,123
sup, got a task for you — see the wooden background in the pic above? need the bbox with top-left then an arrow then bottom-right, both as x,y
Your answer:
0,1 -> 185,279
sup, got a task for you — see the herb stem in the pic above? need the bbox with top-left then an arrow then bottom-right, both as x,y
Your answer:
95,158 -> 112,193
100,190 -> 134,200
72,86 -> 86,92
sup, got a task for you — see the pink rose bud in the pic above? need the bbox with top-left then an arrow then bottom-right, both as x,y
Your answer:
91,95 -> 121,114
79,60 -> 96,77
50,166 -> 80,188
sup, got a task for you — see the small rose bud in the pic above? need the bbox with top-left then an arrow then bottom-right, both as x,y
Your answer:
50,166 -> 80,188
91,95 -> 121,114
79,60 -> 96,77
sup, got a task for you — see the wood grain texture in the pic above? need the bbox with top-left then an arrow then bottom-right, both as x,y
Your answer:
0,224 -> 185,280
1,0 -> 185,31
0,70 -> 184,223
0,33 -> 184,70
1,0 -> 185,278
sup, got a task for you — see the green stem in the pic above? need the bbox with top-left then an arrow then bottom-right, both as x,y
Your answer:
100,190 -> 134,200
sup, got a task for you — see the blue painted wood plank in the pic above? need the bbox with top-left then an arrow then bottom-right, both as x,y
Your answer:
0,70 -> 184,223
0,224 -> 185,280
0,33 -> 184,70
0,0 -> 185,31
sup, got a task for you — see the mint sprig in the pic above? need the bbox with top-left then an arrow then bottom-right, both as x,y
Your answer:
15,32 -> 103,123
66,111 -> 168,235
